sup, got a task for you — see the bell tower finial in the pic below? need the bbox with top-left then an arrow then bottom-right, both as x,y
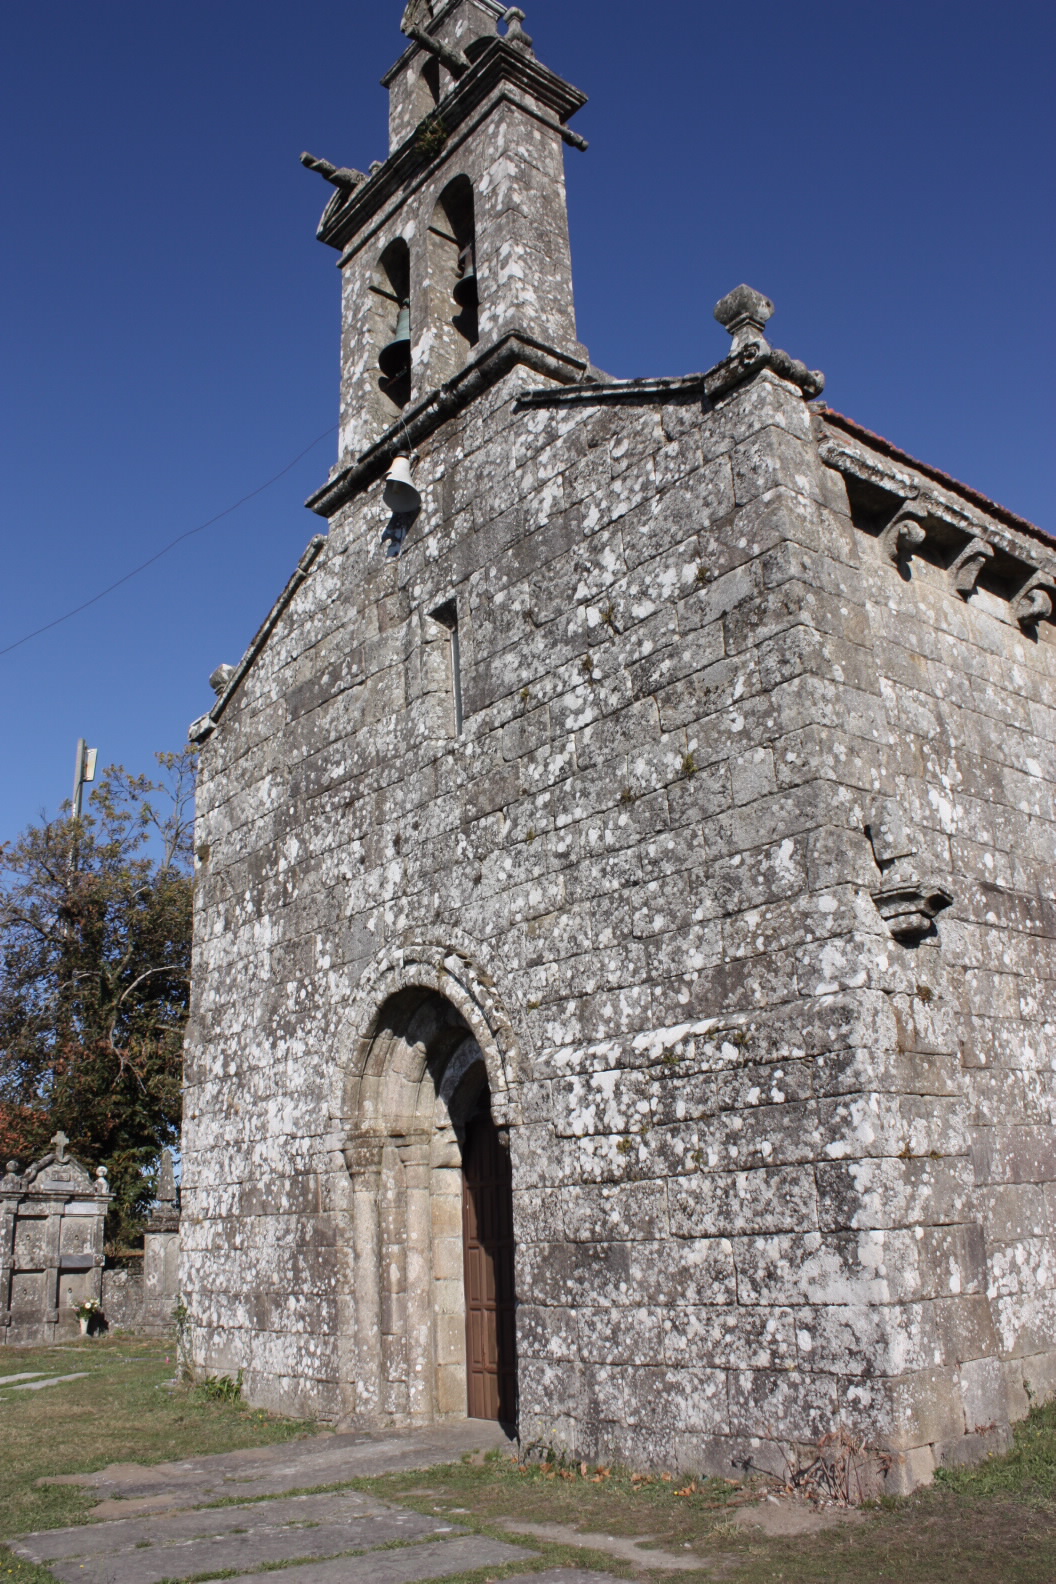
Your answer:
501,8 -> 534,52
713,285 -> 775,354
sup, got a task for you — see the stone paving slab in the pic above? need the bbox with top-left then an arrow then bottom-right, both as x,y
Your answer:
18,1425 -> 533,1584
40,1514 -> 458,1584
42,1422 -> 511,1511
17,1492 -> 392,1561
207,1536 -> 535,1584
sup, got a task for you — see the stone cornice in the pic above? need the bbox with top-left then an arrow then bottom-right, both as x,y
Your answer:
317,39 -> 587,251
817,410 -> 1056,628
518,339 -> 824,411
331,89 -> 587,268
818,408 -> 1049,548
305,330 -> 589,519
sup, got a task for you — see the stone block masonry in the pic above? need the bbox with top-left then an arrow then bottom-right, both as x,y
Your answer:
181,0 -> 1056,1490
2,1136 -> 110,1345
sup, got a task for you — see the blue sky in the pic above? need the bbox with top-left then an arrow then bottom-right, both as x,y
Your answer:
1,0 -> 1052,840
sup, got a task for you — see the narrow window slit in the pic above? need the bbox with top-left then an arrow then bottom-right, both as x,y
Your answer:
430,600 -> 463,736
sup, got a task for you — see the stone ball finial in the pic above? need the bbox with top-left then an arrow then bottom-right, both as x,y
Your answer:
714,284 -> 775,340
209,664 -> 236,698
5,1160 -> 19,1176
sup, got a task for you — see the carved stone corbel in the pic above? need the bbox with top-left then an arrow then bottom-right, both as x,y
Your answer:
1011,571 -> 1056,631
866,800 -> 953,942
879,500 -> 927,567
948,536 -> 994,598
768,346 -> 826,400
870,879 -> 954,942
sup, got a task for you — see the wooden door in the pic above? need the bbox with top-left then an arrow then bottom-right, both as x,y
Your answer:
462,1108 -> 517,1422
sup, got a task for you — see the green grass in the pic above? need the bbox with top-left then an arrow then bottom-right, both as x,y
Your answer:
934,1397 -> 1056,1503
354,1425 -> 1056,1584
0,1336 -> 304,1544
2,1339 -> 1056,1582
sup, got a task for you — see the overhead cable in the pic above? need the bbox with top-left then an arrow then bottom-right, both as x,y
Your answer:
0,425 -> 338,659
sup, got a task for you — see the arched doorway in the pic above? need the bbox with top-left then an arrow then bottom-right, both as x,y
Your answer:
340,987 -> 517,1428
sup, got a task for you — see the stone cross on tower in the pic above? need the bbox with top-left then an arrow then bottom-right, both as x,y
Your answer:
51,1131 -> 69,1163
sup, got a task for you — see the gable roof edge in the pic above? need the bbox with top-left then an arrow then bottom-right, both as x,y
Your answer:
189,535 -> 327,743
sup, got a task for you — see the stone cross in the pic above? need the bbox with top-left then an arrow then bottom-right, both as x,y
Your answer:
51,1131 -> 69,1163
159,1150 -> 177,1204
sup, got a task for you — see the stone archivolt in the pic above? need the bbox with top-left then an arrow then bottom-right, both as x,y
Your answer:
181,0 -> 1056,1493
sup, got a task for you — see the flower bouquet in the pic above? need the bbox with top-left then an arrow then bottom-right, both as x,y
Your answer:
69,1294 -> 103,1335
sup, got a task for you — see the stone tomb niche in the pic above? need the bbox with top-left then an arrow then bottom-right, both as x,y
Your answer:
1,1134 -> 111,1346
340,989 -> 517,1428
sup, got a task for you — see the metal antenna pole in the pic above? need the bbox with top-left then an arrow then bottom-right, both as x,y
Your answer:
72,740 -> 98,819
73,739 -> 87,819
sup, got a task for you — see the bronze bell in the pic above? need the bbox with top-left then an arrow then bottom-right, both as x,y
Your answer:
378,302 -> 411,379
453,245 -> 478,310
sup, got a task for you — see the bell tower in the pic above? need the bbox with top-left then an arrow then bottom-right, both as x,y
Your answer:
302,1 -> 589,467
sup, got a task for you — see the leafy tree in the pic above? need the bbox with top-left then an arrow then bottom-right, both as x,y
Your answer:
0,750 -> 195,1246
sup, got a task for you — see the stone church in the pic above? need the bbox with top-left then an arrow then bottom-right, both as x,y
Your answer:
182,0 -> 1056,1489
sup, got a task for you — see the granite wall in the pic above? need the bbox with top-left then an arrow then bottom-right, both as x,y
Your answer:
182,350 -> 1056,1485
180,0 -> 1056,1490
